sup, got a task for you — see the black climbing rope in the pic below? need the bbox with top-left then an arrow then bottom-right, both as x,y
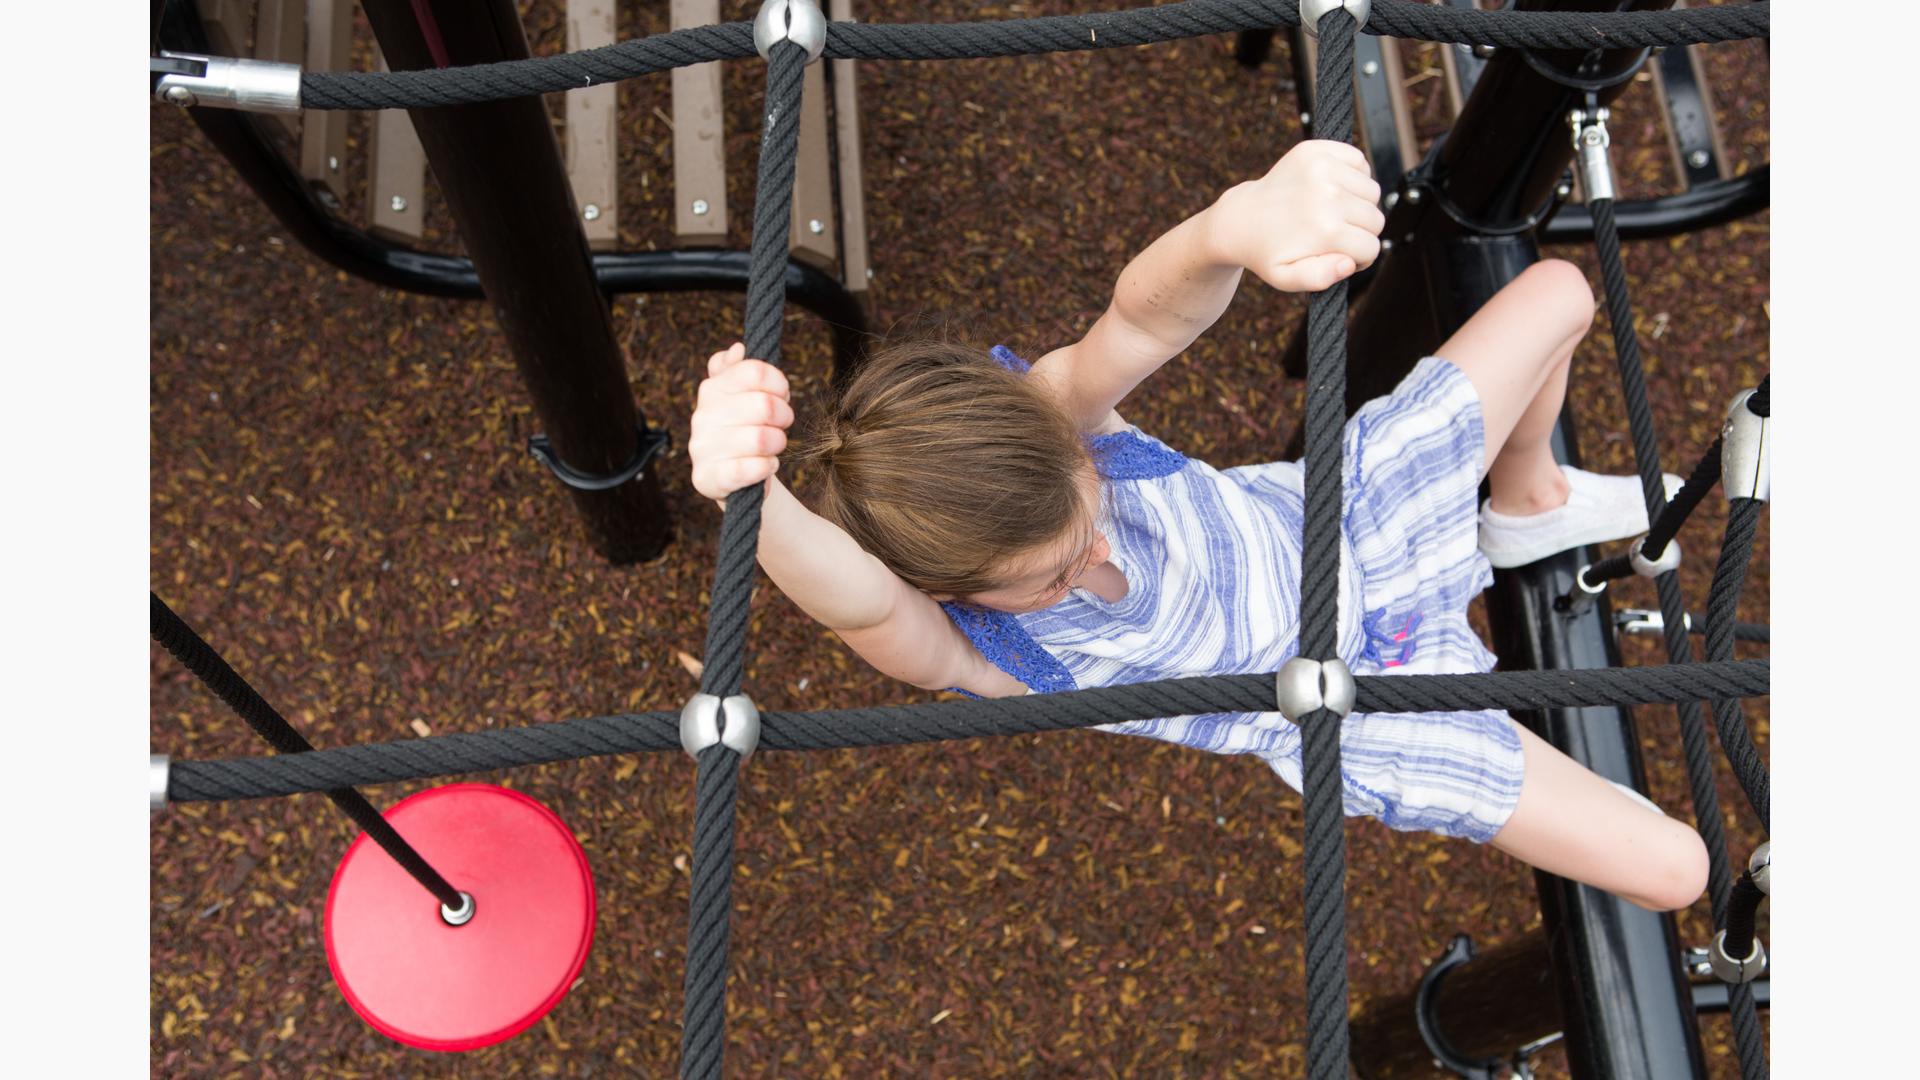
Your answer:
150,593 -> 465,912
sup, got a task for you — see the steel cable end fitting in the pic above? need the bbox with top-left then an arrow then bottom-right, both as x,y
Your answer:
1301,0 -> 1371,38
1748,841 -> 1770,895
680,692 -> 762,759
754,0 -> 828,63
151,51 -> 302,114
1275,657 -> 1357,723
1569,106 -> 1615,203
1628,535 -> 1682,579
1722,388 -> 1770,502
1708,928 -> 1767,984
150,754 -> 170,814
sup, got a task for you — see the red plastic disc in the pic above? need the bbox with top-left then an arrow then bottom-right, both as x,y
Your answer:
324,783 -> 595,1051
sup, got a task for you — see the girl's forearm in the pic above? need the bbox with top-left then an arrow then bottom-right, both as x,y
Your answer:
1108,205 -> 1242,353
750,477 -> 902,631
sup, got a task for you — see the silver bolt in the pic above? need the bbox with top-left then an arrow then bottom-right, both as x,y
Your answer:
390,195 -> 408,213
1405,188 -> 1423,205
1687,149 -> 1711,169
440,892 -> 476,927
1380,238 -> 1393,252
583,203 -> 601,221
692,199 -> 710,216
328,155 -> 340,172
1472,44 -> 1497,60
808,219 -> 825,235
1361,60 -> 1380,77
164,84 -> 195,106
1300,112 -> 1312,127
1556,182 -> 1573,199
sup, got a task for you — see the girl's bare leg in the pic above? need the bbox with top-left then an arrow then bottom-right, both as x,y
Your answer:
1490,724 -> 1709,911
1430,259 -> 1595,511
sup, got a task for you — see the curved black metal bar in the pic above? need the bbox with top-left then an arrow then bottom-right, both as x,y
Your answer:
1541,167 -> 1768,243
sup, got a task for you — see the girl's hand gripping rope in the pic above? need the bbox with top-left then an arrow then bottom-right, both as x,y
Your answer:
1204,140 -> 1385,293
690,342 -> 795,507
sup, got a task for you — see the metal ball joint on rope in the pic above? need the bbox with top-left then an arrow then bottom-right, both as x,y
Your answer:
146,1 -> 1772,1075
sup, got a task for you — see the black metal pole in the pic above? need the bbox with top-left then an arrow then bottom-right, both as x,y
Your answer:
1309,3 -> 1708,1077
360,0 -> 671,564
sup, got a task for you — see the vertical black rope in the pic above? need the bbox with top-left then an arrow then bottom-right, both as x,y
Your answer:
1299,13 -> 1358,1079
1589,195 -> 1766,1078
149,593 -> 465,911
678,38 -> 808,1080
1704,498 -> 1769,828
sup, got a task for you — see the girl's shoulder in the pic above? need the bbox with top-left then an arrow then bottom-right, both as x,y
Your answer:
991,345 -> 1189,482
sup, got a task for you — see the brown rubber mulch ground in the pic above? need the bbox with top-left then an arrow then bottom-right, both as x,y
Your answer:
151,3 -> 1768,1076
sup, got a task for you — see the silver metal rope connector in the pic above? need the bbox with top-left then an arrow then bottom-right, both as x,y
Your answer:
1748,841 -> 1770,895
754,0 -> 828,63
1628,535 -> 1682,579
440,891 -> 476,926
681,692 -> 763,759
1301,0 -> 1372,39
150,754 -> 170,814
1722,388 -> 1770,502
1275,657 -> 1357,722
1569,106 -> 1615,203
151,51 -> 302,114
1708,929 -> 1766,984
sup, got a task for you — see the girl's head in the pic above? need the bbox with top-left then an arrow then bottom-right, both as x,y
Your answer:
805,339 -> 1107,613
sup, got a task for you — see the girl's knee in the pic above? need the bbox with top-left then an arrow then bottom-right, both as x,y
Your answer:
1518,259 -> 1597,337
1637,821 -> 1710,912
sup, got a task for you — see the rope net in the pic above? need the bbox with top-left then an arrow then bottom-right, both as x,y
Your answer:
153,2 -> 1772,1076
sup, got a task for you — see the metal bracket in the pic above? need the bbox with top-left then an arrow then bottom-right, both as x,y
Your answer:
1560,562 -> 1609,617
1414,935 -> 1509,1080
1748,841 -> 1770,895
1301,0 -> 1371,39
680,692 -> 762,759
151,51 -> 302,114
1722,388 -> 1770,502
150,755 -> 170,814
1708,929 -> 1767,984
1614,608 -> 1690,637
527,426 -> 670,492
1275,656 -> 1356,722
754,0 -> 828,63
1569,105 -> 1616,203
1628,535 -> 1682,579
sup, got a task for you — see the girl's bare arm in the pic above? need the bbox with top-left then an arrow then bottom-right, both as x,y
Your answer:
1031,140 -> 1384,433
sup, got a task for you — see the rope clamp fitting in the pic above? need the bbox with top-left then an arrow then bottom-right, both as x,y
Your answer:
1707,928 -> 1767,984
1300,0 -> 1371,39
1615,607 -> 1688,637
1628,535 -> 1682,579
754,0 -> 828,64
680,692 -> 762,759
440,891 -> 476,927
1275,657 -> 1356,723
150,754 -> 170,814
1748,841 -> 1769,895
1568,106 -> 1615,203
1722,388 -> 1770,502
151,51 -> 302,114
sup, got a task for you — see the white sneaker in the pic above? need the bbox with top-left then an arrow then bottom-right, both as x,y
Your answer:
1478,467 -> 1683,569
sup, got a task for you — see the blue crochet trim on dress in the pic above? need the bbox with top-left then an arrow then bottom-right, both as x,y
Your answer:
989,344 -> 1187,480
1088,429 -> 1187,480
939,600 -> 1077,696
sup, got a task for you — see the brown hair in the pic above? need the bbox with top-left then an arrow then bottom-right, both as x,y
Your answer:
801,339 -> 1094,597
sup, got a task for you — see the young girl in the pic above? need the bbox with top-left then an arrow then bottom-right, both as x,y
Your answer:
688,141 -> 1708,912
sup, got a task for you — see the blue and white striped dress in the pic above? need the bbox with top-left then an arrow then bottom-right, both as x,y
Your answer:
941,347 -> 1525,842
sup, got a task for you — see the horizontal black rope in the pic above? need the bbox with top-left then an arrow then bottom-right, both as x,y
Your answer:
296,0 -> 1770,111
162,660 -> 1769,802
151,594 -> 465,911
